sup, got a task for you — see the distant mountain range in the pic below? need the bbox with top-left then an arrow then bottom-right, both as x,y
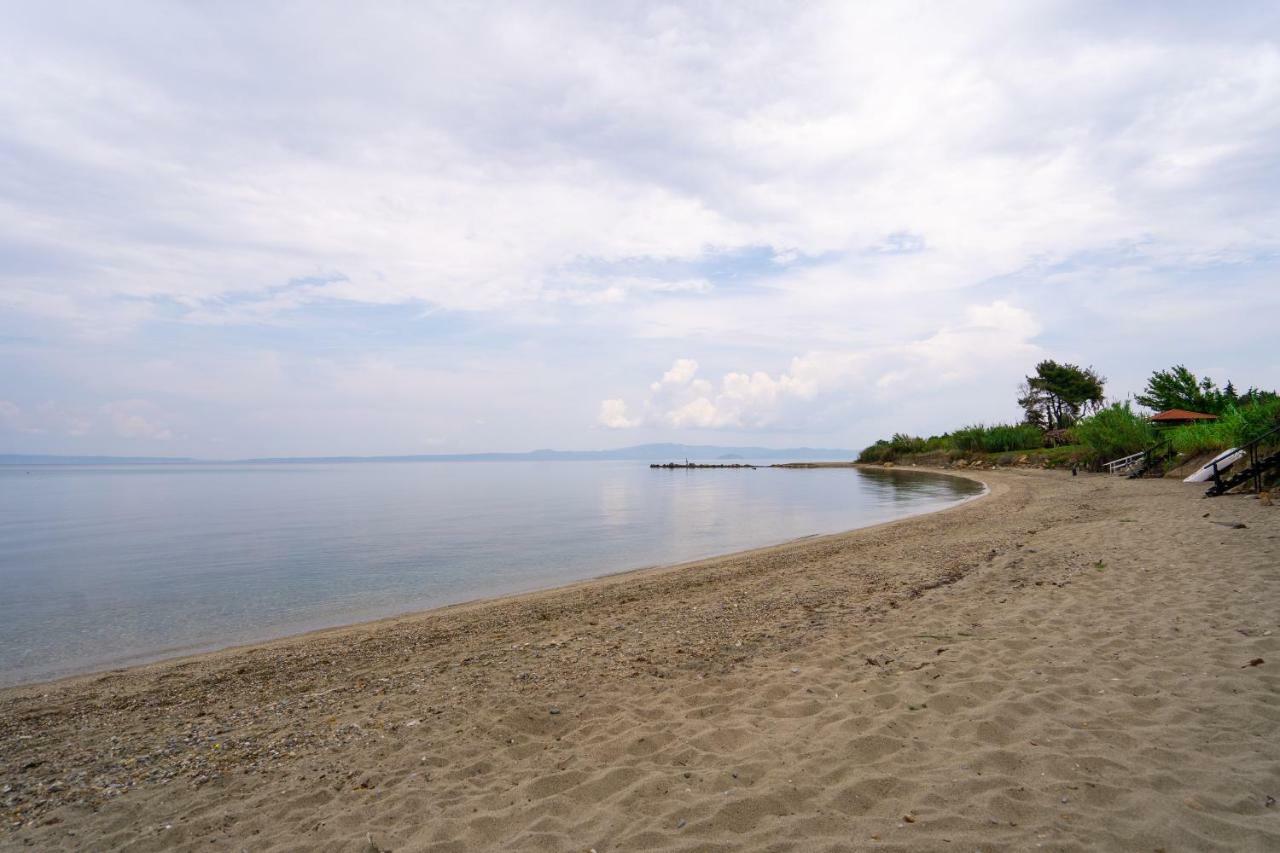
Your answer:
0,454 -> 202,465
0,444 -> 855,466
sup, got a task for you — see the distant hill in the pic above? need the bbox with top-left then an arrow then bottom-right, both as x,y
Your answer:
0,454 -> 199,465
243,444 -> 855,463
1,444 -> 855,465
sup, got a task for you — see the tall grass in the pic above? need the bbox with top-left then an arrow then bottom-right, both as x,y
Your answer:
1167,422 -> 1232,456
1073,402 -> 1156,462
855,396 -> 1279,467
857,433 -> 933,462
858,424 -> 1040,461
949,423 -> 1043,454
1166,398 -> 1280,455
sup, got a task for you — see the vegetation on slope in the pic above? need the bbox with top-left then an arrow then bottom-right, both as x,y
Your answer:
858,362 -> 1279,470
1165,398 -> 1280,456
857,423 -> 1045,464
1071,402 -> 1155,462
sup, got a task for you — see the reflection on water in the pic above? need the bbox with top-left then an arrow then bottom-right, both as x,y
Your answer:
855,466 -> 984,503
0,461 -> 980,685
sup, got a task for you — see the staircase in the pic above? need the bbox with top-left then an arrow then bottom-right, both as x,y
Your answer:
1205,422 -> 1280,497
1103,450 -> 1145,476
1103,440 -> 1173,479
1127,439 -> 1173,479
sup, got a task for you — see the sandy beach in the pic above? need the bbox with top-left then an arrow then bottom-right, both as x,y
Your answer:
2,467 -> 1277,851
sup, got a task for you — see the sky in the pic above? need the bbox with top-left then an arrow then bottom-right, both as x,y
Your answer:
2,1 -> 1279,458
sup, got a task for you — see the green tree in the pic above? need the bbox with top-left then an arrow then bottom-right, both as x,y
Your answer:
1239,386 -> 1279,406
1018,360 -> 1106,430
1073,401 -> 1157,461
1135,365 -> 1231,414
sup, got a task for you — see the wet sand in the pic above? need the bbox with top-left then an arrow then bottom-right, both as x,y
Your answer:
2,468 -> 1278,851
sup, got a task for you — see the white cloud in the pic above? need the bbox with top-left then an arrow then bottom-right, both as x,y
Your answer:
2,4 -> 1277,330
0,401 -> 92,437
597,399 -> 639,429
0,399 -> 171,441
652,358 -> 702,392
101,401 -> 172,441
0,401 -> 24,432
604,301 -> 1041,430
2,5 -> 1279,454
876,300 -> 1043,391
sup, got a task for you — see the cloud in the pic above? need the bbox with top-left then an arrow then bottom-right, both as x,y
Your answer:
3,4 -> 1278,331
0,400 -> 93,437
1,5 -> 1279,455
100,401 -> 173,441
876,301 -> 1043,391
597,399 -> 639,429
603,301 -> 1041,430
0,399 -> 170,440
0,401 -> 25,432
652,359 -> 703,392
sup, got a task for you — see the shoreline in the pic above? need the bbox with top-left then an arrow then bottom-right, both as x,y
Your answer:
3,467 -> 1276,851
1,466 -> 986,694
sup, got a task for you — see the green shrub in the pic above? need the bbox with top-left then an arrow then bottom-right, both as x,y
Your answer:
1168,422 -> 1230,456
857,432 -> 932,462
1073,402 -> 1156,462
1165,398 -> 1280,455
948,426 -> 983,453
983,424 -> 1044,453
1032,444 -> 1092,468
855,394 -> 1278,467
1224,397 -> 1280,441
861,424 -> 1043,461
949,423 -> 1043,454
857,440 -> 892,463
889,432 -> 927,455
922,434 -> 951,452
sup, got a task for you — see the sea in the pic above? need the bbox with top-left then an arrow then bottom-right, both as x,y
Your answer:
0,461 -> 982,686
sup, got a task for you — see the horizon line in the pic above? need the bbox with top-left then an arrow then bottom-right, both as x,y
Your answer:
0,442 -> 860,465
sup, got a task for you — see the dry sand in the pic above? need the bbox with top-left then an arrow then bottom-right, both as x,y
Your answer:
2,468 -> 1278,852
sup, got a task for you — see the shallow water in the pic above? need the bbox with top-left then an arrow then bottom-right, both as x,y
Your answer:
0,461 -> 980,685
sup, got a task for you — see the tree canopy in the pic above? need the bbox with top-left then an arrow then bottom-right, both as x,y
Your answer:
1018,360 -> 1106,429
1135,365 -> 1242,415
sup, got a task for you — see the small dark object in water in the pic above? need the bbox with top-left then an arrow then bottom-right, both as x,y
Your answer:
650,462 -> 757,469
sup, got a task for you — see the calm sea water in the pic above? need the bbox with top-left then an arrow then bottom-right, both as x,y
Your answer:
0,461 -> 981,685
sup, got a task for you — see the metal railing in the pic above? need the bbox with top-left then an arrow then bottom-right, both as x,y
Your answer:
1103,450 -> 1145,475
1128,438 -> 1173,479
1206,419 -> 1280,497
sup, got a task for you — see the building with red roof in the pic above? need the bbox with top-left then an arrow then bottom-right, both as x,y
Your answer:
1149,409 -> 1219,425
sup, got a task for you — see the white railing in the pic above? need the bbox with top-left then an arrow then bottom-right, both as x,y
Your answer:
1103,450 -> 1145,475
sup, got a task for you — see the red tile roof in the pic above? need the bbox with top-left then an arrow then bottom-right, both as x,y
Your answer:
1150,408 -> 1218,422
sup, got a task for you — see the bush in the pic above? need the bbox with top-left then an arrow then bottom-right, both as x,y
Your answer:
922,434 -> 952,452
1168,422 -> 1230,456
857,432 -> 929,462
860,424 -> 1042,461
1166,398 -> 1280,455
1224,397 -> 1280,441
949,423 -> 1043,454
1073,402 -> 1156,462
857,440 -> 891,463
948,426 -> 983,453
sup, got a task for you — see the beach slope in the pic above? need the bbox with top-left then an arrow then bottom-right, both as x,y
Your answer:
2,469 -> 1277,851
